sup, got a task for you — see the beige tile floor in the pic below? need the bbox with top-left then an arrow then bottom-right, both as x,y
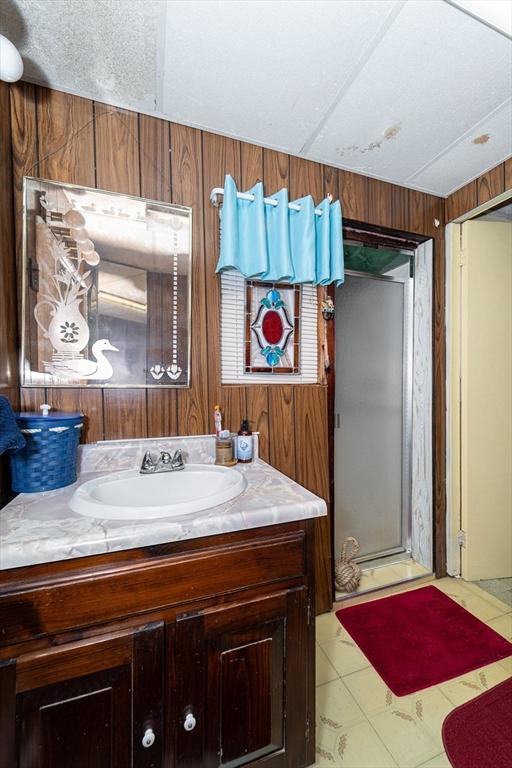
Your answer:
336,559 -> 432,602
314,577 -> 512,768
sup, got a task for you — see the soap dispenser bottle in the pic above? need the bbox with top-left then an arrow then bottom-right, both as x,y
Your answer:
236,420 -> 253,463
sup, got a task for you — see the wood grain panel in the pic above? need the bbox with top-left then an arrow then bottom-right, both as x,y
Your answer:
338,170 -> 368,221
18,664 -> 131,768
10,82 -> 38,414
138,114 -> 171,202
367,177 -> 408,230
477,163 -> 505,205
48,390 -> 103,443
202,130 -> 245,431
505,157 -> 512,191
16,632 -> 133,693
408,190 -> 444,238
446,180 -> 477,222
246,387 -> 269,462
94,103 -> 140,196
10,82 -> 38,254
432,239 -> 447,578
1,532 -> 305,644
294,386 -> 331,613
36,89 -> 95,186
103,389 -> 147,440
171,123 -> 209,435
294,388 -> 329,500
241,142 -> 263,188
408,189 -> 426,236
268,386 -> 295,479
19,388 -> 47,412
0,82 -> 18,392
323,164 -> 339,202
263,149 -> 289,191
289,156 -> 323,201
146,390 -> 177,438
424,193 -> 445,238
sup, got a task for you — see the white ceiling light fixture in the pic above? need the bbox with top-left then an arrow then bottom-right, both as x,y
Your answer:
0,34 -> 24,82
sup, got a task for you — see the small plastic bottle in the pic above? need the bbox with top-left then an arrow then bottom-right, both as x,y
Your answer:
236,420 -> 253,463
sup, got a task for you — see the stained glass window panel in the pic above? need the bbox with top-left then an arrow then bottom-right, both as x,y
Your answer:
245,281 -> 300,374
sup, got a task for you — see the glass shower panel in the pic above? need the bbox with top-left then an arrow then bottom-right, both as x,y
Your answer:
334,273 -> 411,562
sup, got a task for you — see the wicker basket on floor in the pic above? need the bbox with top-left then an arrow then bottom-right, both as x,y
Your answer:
335,537 -> 362,593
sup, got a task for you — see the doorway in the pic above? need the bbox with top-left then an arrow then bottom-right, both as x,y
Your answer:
446,198 -> 512,591
333,233 -> 434,599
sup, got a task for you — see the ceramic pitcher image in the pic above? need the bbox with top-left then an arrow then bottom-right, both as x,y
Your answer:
34,298 -> 90,355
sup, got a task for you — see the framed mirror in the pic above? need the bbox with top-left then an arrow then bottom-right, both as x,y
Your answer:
21,177 -> 192,388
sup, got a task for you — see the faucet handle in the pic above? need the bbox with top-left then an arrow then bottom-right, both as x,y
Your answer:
171,449 -> 185,468
141,451 -> 156,472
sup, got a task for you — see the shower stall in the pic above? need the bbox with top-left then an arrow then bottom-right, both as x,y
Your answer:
334,239 -> 433,593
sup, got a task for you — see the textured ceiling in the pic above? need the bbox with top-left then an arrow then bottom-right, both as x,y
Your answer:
3,0 -> 512,196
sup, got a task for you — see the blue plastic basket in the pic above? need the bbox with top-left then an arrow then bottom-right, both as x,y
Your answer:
9,411 -> 83,493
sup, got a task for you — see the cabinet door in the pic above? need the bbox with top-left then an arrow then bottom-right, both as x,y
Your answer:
174,588 -> 312,768
2,622 -> 164,768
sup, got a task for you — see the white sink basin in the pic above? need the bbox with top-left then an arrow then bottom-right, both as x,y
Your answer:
69,464 -> 247,520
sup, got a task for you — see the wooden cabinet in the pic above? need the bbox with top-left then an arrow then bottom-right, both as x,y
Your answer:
174,589 -> 309,768
3,623 -> 164,768
0,522 -> 315,768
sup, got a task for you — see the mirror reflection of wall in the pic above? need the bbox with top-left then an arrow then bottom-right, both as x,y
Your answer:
22,178 -> 192,388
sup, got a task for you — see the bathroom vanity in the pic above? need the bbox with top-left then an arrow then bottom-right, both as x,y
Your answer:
0,436 -> 326,768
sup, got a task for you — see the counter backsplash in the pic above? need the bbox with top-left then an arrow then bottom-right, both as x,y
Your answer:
78,433 -> 260,474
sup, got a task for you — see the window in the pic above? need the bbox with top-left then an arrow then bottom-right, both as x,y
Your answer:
220,271 -> 318,384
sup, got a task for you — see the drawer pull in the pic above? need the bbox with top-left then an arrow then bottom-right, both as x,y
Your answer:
142,727 -> 155,748
183,712 -> 196,732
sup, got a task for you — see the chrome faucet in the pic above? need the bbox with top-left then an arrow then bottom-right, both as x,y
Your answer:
140,449 -> 185,474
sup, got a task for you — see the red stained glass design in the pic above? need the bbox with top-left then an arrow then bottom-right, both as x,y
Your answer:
262,310 -> 284,345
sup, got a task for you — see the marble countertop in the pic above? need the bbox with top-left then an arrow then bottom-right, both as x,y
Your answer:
0,435 -> 327,570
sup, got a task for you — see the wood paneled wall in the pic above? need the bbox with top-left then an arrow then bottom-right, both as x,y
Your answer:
4,83 -> 451,610
446,158 -> 512,222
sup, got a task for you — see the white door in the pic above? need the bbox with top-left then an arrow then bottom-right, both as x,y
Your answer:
457,220 -> 512,580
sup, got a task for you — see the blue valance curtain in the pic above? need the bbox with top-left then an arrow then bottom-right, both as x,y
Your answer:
215,174 -> 344,285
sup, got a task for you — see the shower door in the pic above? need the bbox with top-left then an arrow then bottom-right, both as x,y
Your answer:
334,272 -> 412,562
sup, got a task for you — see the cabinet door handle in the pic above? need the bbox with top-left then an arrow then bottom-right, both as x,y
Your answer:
142,727 -> 156,748
183,712 -> 196,732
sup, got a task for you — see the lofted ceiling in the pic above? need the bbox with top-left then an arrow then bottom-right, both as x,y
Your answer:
3,0 -> 512,196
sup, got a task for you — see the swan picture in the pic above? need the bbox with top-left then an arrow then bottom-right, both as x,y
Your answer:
44,339 -> 119,381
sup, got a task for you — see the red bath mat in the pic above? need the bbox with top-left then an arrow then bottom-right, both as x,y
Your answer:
335,585 -> 512,696
442,677 -> 512,768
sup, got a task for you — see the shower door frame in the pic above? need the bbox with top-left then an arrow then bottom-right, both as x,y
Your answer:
325,217 -> 447,610
335,268 -> 414,563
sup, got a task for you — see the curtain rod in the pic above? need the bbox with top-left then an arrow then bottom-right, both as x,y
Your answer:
210,187 -> 330,216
